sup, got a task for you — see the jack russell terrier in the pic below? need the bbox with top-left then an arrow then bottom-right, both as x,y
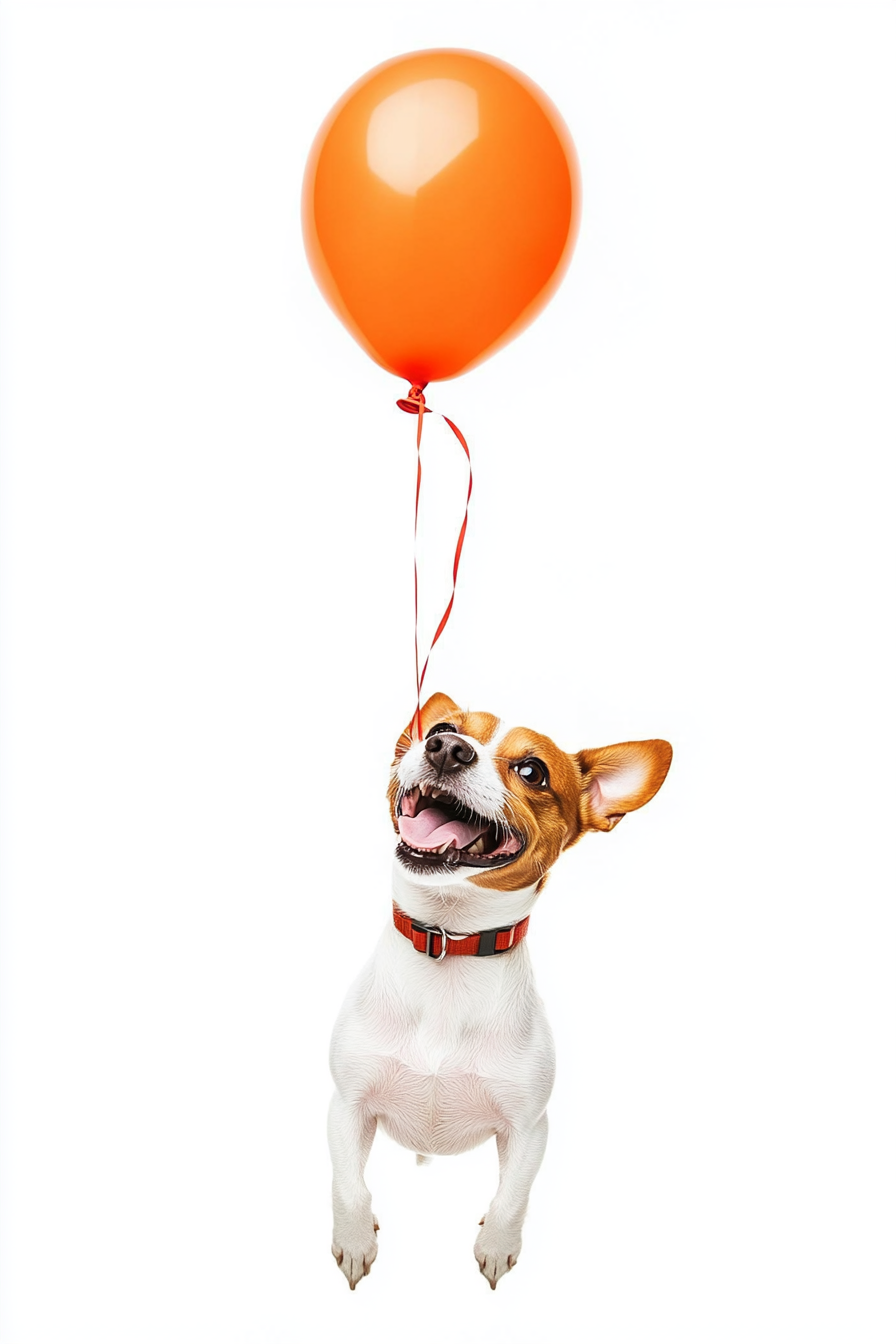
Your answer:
329,692 -> 672,1289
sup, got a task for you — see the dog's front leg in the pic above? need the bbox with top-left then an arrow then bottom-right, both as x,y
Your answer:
475,1112 -> 549,1289
328,1091 -> 379,1289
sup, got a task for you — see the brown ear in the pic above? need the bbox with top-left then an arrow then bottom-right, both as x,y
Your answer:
395,692 -> 461,758
576,740 -> 672,833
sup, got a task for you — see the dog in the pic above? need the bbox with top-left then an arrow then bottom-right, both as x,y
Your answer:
328,692 -> 671,1289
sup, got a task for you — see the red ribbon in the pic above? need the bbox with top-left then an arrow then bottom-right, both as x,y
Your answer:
397,384 -> 473,741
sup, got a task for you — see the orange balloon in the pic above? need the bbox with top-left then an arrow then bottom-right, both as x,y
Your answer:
302,49 -> 580,385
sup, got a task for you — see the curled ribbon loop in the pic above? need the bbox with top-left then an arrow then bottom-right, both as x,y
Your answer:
397,384 -> 473,742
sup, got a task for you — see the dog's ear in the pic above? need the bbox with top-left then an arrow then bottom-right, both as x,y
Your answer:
395,692 -> 461,758
575,740 -> 672,832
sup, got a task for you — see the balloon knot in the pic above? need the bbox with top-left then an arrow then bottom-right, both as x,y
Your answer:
396,384 -> 432,415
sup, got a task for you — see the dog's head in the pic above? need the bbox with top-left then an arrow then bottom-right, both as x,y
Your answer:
389,693 -> 672,892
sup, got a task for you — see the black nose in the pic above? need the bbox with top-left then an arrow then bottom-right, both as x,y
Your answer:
424,732 -> 478,774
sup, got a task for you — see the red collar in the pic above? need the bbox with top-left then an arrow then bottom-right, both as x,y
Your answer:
392,904 -> 530,961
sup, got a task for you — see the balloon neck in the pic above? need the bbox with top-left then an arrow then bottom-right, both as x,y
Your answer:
396,383 -> 431,415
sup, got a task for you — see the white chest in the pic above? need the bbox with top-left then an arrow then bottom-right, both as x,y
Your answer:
330,925 -> 555,1156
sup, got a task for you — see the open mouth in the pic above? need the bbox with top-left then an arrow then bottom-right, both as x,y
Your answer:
395,784 -> 525,872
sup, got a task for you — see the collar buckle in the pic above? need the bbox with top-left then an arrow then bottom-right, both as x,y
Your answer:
425,924 -> 446,961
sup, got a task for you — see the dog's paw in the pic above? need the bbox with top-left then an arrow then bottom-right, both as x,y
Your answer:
332,1217 -> 378,1290
474,1219 -> 521,1290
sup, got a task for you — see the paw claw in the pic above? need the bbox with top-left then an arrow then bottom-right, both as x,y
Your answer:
474,1226 -> 521,1288
333,1223 -> 378,1289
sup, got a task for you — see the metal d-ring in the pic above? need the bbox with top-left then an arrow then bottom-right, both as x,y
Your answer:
437,928 -> 475,961
422,924 -> 474,961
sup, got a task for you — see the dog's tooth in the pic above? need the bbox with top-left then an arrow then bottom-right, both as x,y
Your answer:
436,841 -> 455,854
466,837 -> 485,855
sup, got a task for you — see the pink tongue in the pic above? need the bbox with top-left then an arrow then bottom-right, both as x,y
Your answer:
398,805 -> 489,851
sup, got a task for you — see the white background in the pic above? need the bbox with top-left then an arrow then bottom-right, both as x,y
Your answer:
1,2 -> 894,1341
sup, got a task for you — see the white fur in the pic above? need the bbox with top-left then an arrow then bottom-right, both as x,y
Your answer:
328,861 -> 554,1289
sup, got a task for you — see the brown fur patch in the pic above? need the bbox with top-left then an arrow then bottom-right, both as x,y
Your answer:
471,726 -> 583,893
455,710 -> 500,744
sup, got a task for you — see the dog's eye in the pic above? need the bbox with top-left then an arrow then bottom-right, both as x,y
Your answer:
513,758 -> 549,789
426,722 -> 458,738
